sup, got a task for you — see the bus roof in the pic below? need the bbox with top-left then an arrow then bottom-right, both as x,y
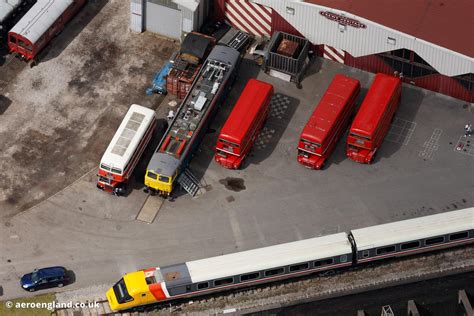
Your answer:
350,74 -> 401,137
100,104 -> 156,172
219,79 -> 273,144
300,74 -> 360,144
9,0 -> 73,45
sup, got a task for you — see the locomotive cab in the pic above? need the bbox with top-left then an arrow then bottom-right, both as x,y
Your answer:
145,153 -> 180,196
107,269 -> 168,311
107,272 -> 152,311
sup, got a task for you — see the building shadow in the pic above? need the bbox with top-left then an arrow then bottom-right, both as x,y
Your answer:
129,119 -> 168,194
243,94 -> 299,167
37,0 -> 108,64
373,85 -> 424,162
0,46 -> 8,66
0,95 -> 12,115
329,87 -> 369,167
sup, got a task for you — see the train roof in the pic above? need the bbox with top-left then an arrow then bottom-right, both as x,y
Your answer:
350,73 -> 401,137
300,74 -> 360,144
351,208 -> 474,251
148,45 -> 240,177
185,233 -> 352,283
9,0 -> 73,44
100,104 -> 156,172
147,152 -> 180,177
0,0 -> 21,22
218,79 -> 273,144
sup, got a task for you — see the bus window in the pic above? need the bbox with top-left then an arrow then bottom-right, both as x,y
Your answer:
350,133 -> 371,141
101,164 -> 111,171
216,149 -> 227,157
220,139 -> 239,148
111,167 -> 122,174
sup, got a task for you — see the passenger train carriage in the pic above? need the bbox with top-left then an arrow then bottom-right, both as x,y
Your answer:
107,208 -> 474,311
144,45 -> 240,196
8,0 -> 86,61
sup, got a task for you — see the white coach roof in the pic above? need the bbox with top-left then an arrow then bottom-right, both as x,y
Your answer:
186,233 -> 352,283
100,104 -> 156,172
351,208 -> 474,251
0,0 -> 21,22
9,0 -> 73,44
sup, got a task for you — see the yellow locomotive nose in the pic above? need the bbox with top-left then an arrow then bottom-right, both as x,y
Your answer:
145,171 -> 174,194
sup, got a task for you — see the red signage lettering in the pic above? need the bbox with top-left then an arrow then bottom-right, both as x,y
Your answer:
319,11 -> 367,29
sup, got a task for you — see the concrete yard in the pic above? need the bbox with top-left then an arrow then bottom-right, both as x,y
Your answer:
0,0 -> 473,306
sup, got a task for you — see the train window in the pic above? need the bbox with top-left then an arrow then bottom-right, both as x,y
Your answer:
240,272 -> 260,281
425,236 -> 445,246
401,241 -> 420,250
264,268 -> 285,277
214,277 -> 234,287
362,250 -> 370,258
197,282 -> 209,290
376,245 -> 396,255
159,175 -> 170,183
449,232 -> 469,241
10,37 -> 17,44
314,258 -> 334,267
289,263 -> 309,272
147,171 -> 157,179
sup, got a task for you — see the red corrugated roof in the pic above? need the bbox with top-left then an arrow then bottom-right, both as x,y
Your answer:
305,0 -> 474,57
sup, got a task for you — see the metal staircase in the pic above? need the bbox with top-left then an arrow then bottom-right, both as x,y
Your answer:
177,168 -> 201,197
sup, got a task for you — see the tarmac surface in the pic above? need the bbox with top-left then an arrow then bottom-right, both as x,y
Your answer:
0,0 -> 473,306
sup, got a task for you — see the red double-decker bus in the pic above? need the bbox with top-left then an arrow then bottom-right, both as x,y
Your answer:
297,74 -> 360,169
215,79 -> 274,169
346,73 -> 402,164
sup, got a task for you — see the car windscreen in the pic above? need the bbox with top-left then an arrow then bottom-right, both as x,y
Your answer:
113,278 -> 134,303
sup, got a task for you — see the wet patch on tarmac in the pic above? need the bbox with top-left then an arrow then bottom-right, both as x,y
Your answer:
219,178 -> 246,192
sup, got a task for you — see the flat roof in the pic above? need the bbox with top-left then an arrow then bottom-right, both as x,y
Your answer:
185,233 -> 352,283
351,208 -> 474,251
305,0 -> 474,58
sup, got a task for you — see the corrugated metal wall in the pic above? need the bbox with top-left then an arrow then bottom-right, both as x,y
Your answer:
130,0 -> 145,33
146,1 -> 182,40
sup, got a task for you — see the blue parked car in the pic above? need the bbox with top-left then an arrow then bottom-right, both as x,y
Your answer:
20,266 -> 69,292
